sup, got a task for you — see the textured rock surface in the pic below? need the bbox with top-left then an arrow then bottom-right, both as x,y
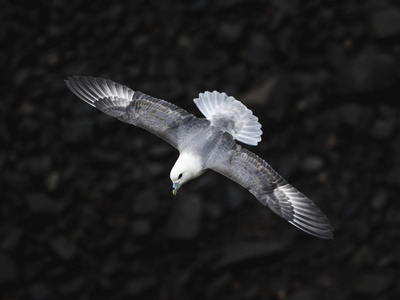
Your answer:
2,1 -> 400,299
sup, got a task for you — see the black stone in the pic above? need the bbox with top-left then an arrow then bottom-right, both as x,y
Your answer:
334,48 -> 397,95
28,282 -> 52,300
165,194 -> 202,239
0,252 -> 18,283
215,241 -> 285,269
50,236 -> 77,261
371,9 -> 400,38
63,119 -> 94,144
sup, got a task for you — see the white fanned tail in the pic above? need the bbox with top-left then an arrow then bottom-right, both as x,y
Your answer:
193,91 -> 262,146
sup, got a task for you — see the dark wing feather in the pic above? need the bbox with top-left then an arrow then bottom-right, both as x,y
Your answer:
206,135 -> 333,239
65,76 -> 195,149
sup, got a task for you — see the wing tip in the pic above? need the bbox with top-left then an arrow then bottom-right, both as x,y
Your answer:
289,219 -> 334,239
65,75 -> 101,107
294,214 -> 334,240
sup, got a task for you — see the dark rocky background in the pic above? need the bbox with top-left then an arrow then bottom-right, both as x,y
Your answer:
2,0 -> 400,299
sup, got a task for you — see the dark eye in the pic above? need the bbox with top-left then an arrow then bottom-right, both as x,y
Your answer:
178,173 -> 182,179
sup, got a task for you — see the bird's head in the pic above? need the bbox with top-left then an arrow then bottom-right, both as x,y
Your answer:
170,153 -> 206,195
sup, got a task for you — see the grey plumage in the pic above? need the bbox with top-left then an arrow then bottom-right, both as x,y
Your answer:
206,134 -> 333,239
65,76 -> 194,148
65,76 -> 333,239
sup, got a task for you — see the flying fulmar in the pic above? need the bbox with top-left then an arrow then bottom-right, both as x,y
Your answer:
65,76 -> 333,239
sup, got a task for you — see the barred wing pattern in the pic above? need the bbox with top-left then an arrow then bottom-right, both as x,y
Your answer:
65,76 -> 194,149
207,140 -> 333,239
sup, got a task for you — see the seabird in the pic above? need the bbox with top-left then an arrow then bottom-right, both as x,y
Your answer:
65,76 -> 333,239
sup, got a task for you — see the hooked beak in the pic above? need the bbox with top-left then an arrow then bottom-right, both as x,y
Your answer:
172,182 -> 180,196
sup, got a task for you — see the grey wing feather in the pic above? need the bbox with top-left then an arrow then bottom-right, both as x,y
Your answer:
65,76 -> 195,149
206,135 -> 333,239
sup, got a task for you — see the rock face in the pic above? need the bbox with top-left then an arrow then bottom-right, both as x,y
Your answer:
2,1 -> 400,299
0,252 -> 18,283
371,9 -> 400,38
165,194 -> 203,240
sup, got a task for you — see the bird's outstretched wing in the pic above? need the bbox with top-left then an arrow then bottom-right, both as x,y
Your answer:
65,76 -> 195,149
206,134 -> 333,239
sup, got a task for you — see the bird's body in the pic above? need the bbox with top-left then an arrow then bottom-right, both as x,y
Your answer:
65,76 -> 334,239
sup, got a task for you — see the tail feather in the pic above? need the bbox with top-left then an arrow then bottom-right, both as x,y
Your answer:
193,91 -> 262,146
